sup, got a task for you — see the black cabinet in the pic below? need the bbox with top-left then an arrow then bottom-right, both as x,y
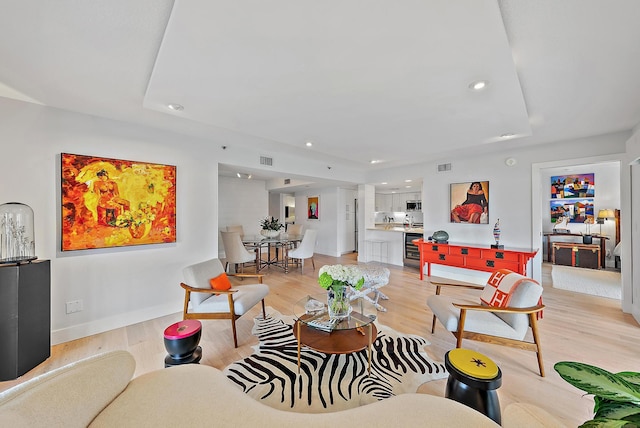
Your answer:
0,260 -> 51,381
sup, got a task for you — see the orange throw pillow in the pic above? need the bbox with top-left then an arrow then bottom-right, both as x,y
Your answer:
209,273 -> 232,292
480,269 -> 522,308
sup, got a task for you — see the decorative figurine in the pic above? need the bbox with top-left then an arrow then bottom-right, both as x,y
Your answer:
431,230 -> 449,244
491,219 -> 504,249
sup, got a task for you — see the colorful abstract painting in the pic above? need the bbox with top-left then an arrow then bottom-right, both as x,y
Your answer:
61,153 -> 176,251
550,199 -> 594,223
551,173 -> 594,199
307,196 -> 319,220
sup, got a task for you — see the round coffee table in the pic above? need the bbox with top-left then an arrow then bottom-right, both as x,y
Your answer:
293,294 -> 378,375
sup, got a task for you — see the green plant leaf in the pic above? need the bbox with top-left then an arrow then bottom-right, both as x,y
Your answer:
579,419 -> 635,428
595,398 -> 640,420
619,372 -> 640,389
554,362 -> 640,405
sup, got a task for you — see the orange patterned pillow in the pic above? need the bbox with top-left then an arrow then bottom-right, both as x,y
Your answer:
209,273 -> 232,291
480,269 -> 524,308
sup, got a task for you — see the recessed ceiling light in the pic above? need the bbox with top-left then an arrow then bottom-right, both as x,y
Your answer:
167,103 -> 184,111
370,159 -> 381,164
500,133 -> 515,139
305,141 -> 313,147
236,173 -> 252,179
381,182 -> 388,185
404,179 -> 412,183
405,185 -> 412,188
468,80 -> 488,91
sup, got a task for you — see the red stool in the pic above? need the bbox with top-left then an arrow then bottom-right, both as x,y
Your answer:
163,320 -> 202,367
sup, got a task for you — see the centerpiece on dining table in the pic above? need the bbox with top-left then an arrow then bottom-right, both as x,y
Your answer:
318,264 -> 365,320
259,216 -> 284,238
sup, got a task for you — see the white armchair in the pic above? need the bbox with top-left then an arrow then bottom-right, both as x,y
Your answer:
181,258 -> 268,347
427,270 -> 545,376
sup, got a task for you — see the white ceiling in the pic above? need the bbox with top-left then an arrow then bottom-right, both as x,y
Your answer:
1,0 -> 639,188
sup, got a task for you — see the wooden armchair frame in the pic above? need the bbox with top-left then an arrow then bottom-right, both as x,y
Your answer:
452,302 -> 545,377
428,277 -> 545,377
429,278 -> 484,333
180,273 -> 266,348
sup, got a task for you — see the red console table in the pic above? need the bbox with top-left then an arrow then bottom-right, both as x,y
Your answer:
413,239 -> 538,280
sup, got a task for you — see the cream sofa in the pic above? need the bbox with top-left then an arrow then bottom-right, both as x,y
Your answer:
0,351 -> 564,427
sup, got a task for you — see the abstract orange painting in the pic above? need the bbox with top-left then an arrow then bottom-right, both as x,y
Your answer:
61,153 -> 176,250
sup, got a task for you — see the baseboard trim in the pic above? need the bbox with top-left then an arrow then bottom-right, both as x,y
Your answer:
51,303 -> 182,345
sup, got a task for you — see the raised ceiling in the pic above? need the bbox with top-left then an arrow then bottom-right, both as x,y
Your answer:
1,1 -> 639,173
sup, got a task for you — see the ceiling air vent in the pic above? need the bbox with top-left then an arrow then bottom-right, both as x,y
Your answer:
437,163 -> 452,172
284,178 -> 291,185
260,156 -> 273,166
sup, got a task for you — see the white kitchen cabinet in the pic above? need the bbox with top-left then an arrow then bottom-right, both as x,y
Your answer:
392,193 -> 403,211
377,192 -> 422,212
375,193 -> 392,211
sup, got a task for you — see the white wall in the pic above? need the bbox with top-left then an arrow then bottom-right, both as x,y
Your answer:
218,175 -> 269,257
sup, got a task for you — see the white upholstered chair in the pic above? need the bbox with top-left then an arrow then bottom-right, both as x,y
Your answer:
288,229 -> 317,273
287,223 -> 303,236
226,224 -> 245,238
221,231 -> 256,273
427,270 -> 545,376
226,224 -> 259,252
181,258 -> 268,347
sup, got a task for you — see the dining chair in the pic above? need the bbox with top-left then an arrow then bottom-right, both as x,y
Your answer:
181,258 -> 268,347
287,229 -> 317,273
285,224 -> 303,251
220,231 -> 256,273
226,224 -> 245,238
287,223 -> 303,236
226,224 -> 257,251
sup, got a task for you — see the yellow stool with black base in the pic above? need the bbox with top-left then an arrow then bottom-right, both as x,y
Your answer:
444,349 -> 502,424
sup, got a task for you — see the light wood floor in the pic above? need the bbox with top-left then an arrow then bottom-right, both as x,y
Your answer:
2,254 -> 637,427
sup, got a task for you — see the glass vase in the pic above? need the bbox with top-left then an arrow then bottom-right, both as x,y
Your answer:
0,202 -> 37,264
327,284 -> 352,320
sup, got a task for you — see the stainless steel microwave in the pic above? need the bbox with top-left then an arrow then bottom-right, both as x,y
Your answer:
406,200 -> 421,211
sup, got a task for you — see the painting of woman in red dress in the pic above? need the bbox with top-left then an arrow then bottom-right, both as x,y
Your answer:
450,181 -> 489,224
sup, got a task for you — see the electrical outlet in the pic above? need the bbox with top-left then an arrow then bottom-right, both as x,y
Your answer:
65,300 -> 83,314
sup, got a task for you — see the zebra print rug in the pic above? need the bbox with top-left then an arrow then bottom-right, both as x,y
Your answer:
223,309 -> 448,413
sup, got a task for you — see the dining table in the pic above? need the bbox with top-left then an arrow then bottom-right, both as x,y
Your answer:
242,234 -> 303,273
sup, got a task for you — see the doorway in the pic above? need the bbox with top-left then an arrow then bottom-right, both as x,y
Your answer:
533,155 -> 622,299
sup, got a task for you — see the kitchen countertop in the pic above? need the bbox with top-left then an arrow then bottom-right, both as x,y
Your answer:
369,226 -> 424,234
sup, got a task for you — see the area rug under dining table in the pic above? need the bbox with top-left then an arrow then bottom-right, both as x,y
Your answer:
223,309 -> 448,413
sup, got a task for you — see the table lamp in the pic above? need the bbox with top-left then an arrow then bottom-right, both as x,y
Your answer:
597,209 -> 615,235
